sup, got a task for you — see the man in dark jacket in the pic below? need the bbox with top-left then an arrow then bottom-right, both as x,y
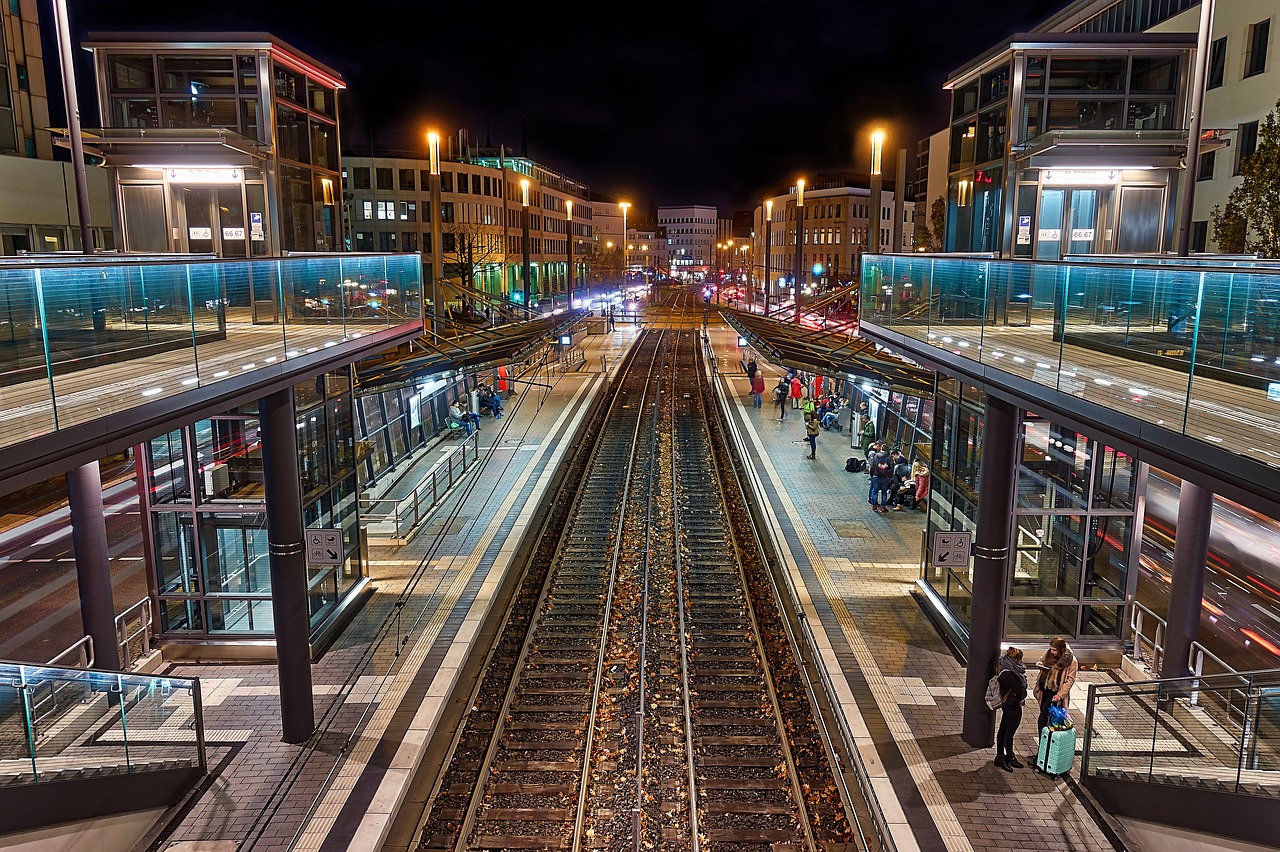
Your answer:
867,445 -> 894,512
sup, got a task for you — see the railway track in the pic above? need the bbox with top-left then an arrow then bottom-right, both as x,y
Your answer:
412,315 -> 865,850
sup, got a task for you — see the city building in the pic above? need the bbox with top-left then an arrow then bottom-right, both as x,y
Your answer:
0,0 -> 115,254
341,146 -> 593,309
756,174 -> 913,304
1,0 -> 50,159
658,203 -> 717,279
78,32 -> 345,256
936,0 -> 1280,255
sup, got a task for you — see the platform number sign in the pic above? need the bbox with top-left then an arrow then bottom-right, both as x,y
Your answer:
931,530 -> 972,569
306,528 -> 344,565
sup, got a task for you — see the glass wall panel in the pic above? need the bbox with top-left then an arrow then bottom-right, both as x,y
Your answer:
1007,604 -> 1078,638
1092,444 -> 1137,510
1085,515 -> 1130,599
1018,418 -> 1089,511
147,430 -> 190,504
1013,514 -> 1085,599
153,511 -> 196,597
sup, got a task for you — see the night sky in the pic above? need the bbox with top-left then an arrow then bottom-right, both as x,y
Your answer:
68,0 -> 1069,214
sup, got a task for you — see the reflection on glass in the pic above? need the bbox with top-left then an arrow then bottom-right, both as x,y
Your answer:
1007,604 -> 1078,638
1013,514 -> 1084,599
1085,515 -> 1130,599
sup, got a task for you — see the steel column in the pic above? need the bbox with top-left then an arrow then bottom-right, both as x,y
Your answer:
259,388 -> 316,744
962,395 -> 1019,748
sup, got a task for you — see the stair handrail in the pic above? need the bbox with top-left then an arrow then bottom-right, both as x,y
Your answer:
1081,666 -> 1280,790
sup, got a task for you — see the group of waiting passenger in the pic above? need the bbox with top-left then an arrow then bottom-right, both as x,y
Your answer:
447,383 -> 504,436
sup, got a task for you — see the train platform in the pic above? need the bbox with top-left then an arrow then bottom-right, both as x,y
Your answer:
141,320 -> 643,852
702,319 -> 1122,852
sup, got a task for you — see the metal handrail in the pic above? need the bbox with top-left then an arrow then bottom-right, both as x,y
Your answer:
45,635 -> 93,669
359,431 -> 479,537
115,597 -> 153,671
1129,599 -> 1165,673
1082,666 -> 1280,795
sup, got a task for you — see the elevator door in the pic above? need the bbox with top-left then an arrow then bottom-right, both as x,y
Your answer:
178,185 -> 248,257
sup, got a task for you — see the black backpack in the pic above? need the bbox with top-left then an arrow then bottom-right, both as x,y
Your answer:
845,457 -> 867,473
870,456 -> 892,477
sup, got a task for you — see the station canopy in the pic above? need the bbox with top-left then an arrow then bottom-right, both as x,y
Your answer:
355,309 -> 588,394
722,310 -> 935,398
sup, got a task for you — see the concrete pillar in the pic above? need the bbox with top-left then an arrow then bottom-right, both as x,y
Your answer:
259,388 -> 315,744
962,395 -> 1019,748
1162,479 -> 1213,679
67,461 -> 121,670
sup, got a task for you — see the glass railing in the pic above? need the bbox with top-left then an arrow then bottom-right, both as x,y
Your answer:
860,253 -> 1280,463
0,660 -> 206,785
1081,668 -> 1280,796
0,252 -> 422,452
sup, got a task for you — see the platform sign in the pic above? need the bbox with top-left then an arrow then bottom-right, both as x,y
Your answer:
306,528 -> 343,565
931,530 -> 972,569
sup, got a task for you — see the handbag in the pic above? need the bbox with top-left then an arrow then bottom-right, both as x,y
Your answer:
1047,704 -> 1073,730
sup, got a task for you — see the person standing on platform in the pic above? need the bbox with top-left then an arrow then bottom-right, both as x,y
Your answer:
911,460 -> 931,510
994,647 -> 1028,771
859,410 -> 877,460
746,357 -> 758,383
805,415 -> 820,459
789,374 -> 803,409
750,371 -> 765,409
867,444 -> 894,512
1033,637 -> 1079,739
774,378 -> 789,421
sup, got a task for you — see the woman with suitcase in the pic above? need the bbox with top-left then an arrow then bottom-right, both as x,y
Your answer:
1034,637 -> 1079,737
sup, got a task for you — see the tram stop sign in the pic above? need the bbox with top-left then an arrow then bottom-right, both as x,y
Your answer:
931,530 -> 972,569
306,528 -> 343,565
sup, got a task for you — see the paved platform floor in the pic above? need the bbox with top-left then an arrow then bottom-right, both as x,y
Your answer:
145,314 -> 1120,852
704,321 -> 1118,852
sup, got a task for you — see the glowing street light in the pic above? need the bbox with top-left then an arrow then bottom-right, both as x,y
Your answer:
521,178 -> 532,306
618,201 -> 631,288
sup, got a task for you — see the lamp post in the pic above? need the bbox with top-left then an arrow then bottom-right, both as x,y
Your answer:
869,129 -> 885,255
566,200 -> 574,307
619,201 -> 631,290
1176,0 -> 1216,256
721,239 -> 733,305
763,199 -> 773,316
793,178 -> 805,324
427,131 -> 443,335
520,178 -> 532,308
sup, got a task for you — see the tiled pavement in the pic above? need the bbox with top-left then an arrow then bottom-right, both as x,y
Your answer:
704,322 -> 1119,852
147,322 -> 643,852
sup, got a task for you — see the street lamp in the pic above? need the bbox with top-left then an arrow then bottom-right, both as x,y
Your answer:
426,130 -> 443,334
869,129 -> 885,255
520,178 -> 532,308
566,200 -> 574,306
764,199 -> 773,316
793,178 -> 805,324
619,201 -> 631,289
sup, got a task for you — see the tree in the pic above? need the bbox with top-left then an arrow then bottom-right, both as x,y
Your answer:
442,221 -> 504,296
915,197 -> 947,252
585,228 -> 624,289
1210,98 -> 1280,256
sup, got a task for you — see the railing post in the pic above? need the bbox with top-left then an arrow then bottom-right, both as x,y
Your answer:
192,676 -> 208,773
1190,646 -> 1203,706
1081,681 -> 1096,778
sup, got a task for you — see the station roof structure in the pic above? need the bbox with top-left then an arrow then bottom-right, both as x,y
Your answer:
722,310 -> 935,398
355,310 -> 589,394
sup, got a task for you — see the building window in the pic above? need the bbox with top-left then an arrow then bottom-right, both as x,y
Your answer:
399,169 -> 415,191
1208,37 -> 1227,88
1191,220 -> 1208,253
1236,120 -> 1260,175
1245,19 -> 1271,78
353,167 -> 371,190
399,201 -> 416,221
1196,150 -> 1215,181
361,201 -> 372,220
376,201 -> 394,220
441,172 -> 454,192
376,168 -> 393,190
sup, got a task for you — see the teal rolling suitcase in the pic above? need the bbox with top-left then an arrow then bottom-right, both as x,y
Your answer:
1035,726 -> 1077,776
